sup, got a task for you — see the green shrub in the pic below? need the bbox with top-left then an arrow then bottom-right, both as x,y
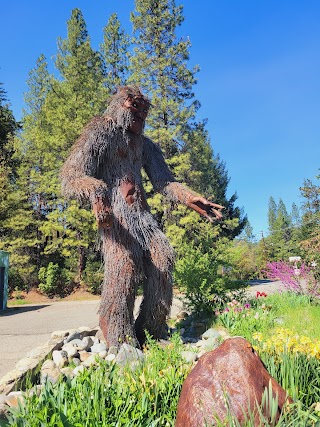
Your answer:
8,268 -> 26,295
82,261 -> 103,294
38,263 -> 74,297
174,243 -> 246,315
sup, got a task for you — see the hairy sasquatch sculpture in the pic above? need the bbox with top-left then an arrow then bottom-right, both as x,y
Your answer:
61,86 -> 223,348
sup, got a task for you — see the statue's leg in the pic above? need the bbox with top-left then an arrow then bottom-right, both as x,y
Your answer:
99,231 -> 141,348
135,231 -> 175,345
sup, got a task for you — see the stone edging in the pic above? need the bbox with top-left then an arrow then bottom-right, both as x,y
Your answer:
0,326 -> 98,396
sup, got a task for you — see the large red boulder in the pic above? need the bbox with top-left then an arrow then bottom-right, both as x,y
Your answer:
175,337 -> 292,426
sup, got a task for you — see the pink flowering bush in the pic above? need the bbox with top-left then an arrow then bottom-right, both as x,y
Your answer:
264,261 -> 320,298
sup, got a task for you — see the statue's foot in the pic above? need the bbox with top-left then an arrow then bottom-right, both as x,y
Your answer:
135,320 -> 169,346
99,315 -> 139,349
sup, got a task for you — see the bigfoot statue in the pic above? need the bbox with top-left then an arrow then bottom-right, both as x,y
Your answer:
61,86 -> 223,348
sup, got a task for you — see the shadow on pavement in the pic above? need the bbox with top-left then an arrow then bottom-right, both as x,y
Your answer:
0,305 -> 49,317
247,280 -> 273,285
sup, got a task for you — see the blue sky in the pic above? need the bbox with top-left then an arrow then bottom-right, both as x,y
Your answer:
1,1 -> 320,239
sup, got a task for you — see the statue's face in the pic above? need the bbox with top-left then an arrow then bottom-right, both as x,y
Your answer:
123,96 -> 150,134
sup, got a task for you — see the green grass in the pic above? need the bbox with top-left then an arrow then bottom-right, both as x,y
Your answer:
266,293 -> 320,338
7,300 -> 31,307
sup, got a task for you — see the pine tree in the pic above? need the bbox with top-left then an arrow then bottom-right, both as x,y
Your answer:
299,175 -> 320,271
0,57 -> 54,285
129,0 -> 245,253
4,9 -> 109,286
0,83 -> 20,171
130,0 -> 199,157
239,220 -> 255,243
266,198 -> 295,261
40,8 -> 108,280
268,196 -> 277,233
0,83 -> 20,235
0,84 -> 39,287
291,202 -> 301,227
101,13 -> 130,93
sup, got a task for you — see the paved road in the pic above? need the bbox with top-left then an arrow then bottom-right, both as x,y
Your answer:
0,280 -> 284,381
246,279 -> 284,296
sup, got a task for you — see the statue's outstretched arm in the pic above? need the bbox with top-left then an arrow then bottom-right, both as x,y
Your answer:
143,137 -> 224,221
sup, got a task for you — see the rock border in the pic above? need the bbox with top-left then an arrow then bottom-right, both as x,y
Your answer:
0,326 -> 98,395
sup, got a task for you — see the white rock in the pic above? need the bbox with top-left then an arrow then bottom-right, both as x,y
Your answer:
40,360 -> 61,384
115,344 -> 144,366
0,369 -> 22,388
200,337 -> 220,351
64,331 -> 81,343
202,328 -> 221,340
73,365 -> 85,376
15,357 -> 38,373
72,357 -> 81,366
5,391 -> 25,408
181,351 -> 197,363
107,346 -> 118,356
62,344 -> 78,358
26,345 -> 51,359
105,353 -> 116,362
66,339 -> 83,348
91,342 -> 107,354
82,354 -> 102,367
51,330 -> 69,340
52,350 -> 68,368
61,367 -> 75,378
77,326 -> 92,334
80,336 -> 94,351
99,350 -> 108,358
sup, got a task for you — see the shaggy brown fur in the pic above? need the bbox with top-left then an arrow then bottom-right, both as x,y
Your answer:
61,86 -> 223,348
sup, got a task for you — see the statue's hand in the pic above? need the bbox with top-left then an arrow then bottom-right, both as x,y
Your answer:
92,196 -> 112,229
187,196 -> 224,222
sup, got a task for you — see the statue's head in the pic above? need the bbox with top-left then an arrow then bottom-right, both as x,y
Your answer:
106,86 -> 151,134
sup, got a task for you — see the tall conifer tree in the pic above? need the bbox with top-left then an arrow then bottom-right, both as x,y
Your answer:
40,8 -> 108,279
7,9 -> 108,283
101,13 -> 130,93
299,176 -> 320,269
0,60 -> 51,282
268,196 -> 277,233
129,0 -> 245,251
0,83 -> 20,249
